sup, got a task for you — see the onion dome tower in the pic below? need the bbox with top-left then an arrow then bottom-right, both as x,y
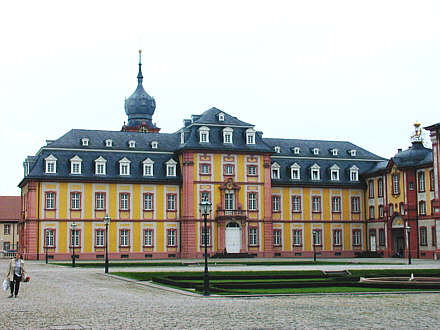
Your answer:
122,50 -> 160,133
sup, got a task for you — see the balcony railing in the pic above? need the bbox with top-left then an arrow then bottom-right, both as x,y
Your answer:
216,209 -> 247,219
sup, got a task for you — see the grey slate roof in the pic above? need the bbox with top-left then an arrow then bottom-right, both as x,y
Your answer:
188,107 -> 253,127
392,141 -> 432,168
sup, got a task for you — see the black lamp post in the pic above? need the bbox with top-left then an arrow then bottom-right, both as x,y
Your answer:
200,200 -> 212,296
405,225 -> 411,265
104,215 -> 111,274
71,222 -> 77,268
312,231 -> 317,262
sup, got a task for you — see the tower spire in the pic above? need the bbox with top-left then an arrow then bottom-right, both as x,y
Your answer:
137,49 -> 143,84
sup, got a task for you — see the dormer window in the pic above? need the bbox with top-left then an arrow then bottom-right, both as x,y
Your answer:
350,165 -> 359,181
70,155 -> 82,174
119,157 -> 131,176
166,159 -> 177,177
128,140 -> 136,148
330,164 -> 340,181
246,128 -> 256,145
105,139 -> 113,147
223,127 -> 233,144
199,126 -> 210,143
151,141 -> 158,149
274,146 -> 281,153
45,154 -> 57,174
293,147 -> 300,155
311,163 -> 320,180
290,163 -> 301,180
143,158 -> 154,177
331,149 -> 338,156
350,149 -> 357,157
81,138 -> 89,146
218,112 -> 225,121
180,131 -> 185,144
94,156 -> 107,175
271,162 -> 280,179
313,148 -> 320,155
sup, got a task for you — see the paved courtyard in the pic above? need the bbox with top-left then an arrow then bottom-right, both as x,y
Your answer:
1,258 -> 440,329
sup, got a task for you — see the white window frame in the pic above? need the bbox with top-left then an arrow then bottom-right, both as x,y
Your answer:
248,192 -> 258,211
350,149 -> 357,157
45,154 -> 57,174
291,163 -> 301,180
312,196 -> 321,213
334,230 -> 342,246
313,148 -> 320,155
223,127 -> 233,144
71,229 -> 80,247
293,147 -> 300,154
119,157 -> 131,176
151,141 -> 158,149
71,192 -> 81,210
180,131 -> 185,144
46,229 -> 55,247
292,196 -> 301,212
247,165 -> 257,176
167,229 -> 176,246
94,156 -> 107,175
225,191 -> 234,211
418,171 -> 426,192
331,148 -> 338,156
167,194 -> 176,211
218,112 -> 225,121
120,229 -> 129,247
419,201 -> 426,215
95,230 -> 105,247
81,138 -> 89,146
274,146 -> 281,153
144,229 -> 153,247
143,158 -> 154,177
246,128 -> 256,145
353,230 -> 361,246
144,193 -> 153,210
249,227 -> 258,246
271,162 -> 280,179
166,159 -> 177,177
46,192 -> 55,209
312,230 -> 322,245
96,193 -> 105,210
330,164 -> 340,181
352,197 -> 360,213
311,164 -> 320,181
293,230 -> 302,246
201,227 -> 211,246
332,196 -> 341,212
224,164 -> 234,176
120,193 -> 129,210
272,195 -> 280,212
273,230 -> 281,246
199,126 -> 210,143
105,139 -> 113,147
128,140 -> 136,148
350,165 -> 359,182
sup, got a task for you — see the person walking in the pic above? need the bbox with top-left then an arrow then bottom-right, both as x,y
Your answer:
5,253 -> 26,298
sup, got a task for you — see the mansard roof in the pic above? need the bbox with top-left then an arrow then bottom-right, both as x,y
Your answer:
189,107 -> 253,127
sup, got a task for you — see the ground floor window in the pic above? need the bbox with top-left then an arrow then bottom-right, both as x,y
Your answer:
95,229 -> 105,247
273,229 -> 281,246
293,230 -> 302,246
333,230 -> 342,246
167,229 -> 177,247
119,229 -> 130,247
379,228 -> 385,246
352,230 -> 361,246
249,227 -> 258,246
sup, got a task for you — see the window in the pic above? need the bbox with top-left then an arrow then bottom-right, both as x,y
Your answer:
246,128 -> 256,145
81,138 -> 89,146
95,192 -> 105,210
3,242 -> 10,251
351,197 -> 360,213
119,193 -> 130,211
378,178 -> 384,197
369,206 -> 375,219
249,227 -> 258,246
292,195 -> 301,212
272,195 -> 281,212
350,166 -> 359,181
392,174 -> 400,195
274,146 -> 281,153
418,171 -> 426,192
201,191 -> 210,203
167,194 -> 176,211
419,201 -> 426,215
290,163 -> 300,180
200,163 -> 211,175
400,203 -> 405,215
350,149 -> 357,157
144,229 -> 154,247
271,163 -> 280,179
330,165 -> 339,181
432,226 -> 437,247
180,131 -> 185,144
293,147 -> 300,154
95,229 -> 105,247
293,230 -> 302,246
201,227 -> 211,246
105,139 -> 113,147
312,230 -> 322,246
166,159 -> 177,177
45,229 -> 55,247
311,164 -> 320,180
45,192 -> 56,209
379,229 -> 385,246
95,157 -> 107,175
430,170 -> 435,191
167,229 -> 176,247
333,230 -> 342,246
119,157 -> 131,176
199,126 -> 210,143
143,158 -> 154,177
420,227 -> 427,246
379,205 -> 384,218
248,192 -> 258,211
332,196 -> 341,213
223,127 -> 233,144
247,165 -> 257,176
128,140 -> 136,148
312,196 -> 321,213
151,141 -> 158,149
273,229 -> 281,246
71,229 -> 80,247
312,148 -> 319,155
389,204 -> 394,216
119,229 -> 130,247
225,192 -> 234,210
70,156 -> 82,174
331,148 -> 338,156
143,193 -> 153,211
224,164 -> 234,176
4,224 -> 10,235
70,192 -> 81,210
352,230 -> 361,246
218,112 -> 225,121
45,155 -> 57,174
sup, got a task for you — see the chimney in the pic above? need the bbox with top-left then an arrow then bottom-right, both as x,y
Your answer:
397,148 -> 402,153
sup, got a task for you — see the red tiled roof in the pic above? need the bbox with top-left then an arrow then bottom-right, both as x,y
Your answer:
0,196 -> 21,221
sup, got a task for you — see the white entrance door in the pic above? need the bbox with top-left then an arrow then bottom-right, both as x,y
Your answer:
370,235 -> 377,252
226,227 -> 241,253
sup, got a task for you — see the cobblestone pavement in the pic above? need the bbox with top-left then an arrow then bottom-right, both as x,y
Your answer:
1,259 -> 440,329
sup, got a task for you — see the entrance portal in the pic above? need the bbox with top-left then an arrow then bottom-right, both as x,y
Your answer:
391,216 -> 405,257
225,222 -> 241,253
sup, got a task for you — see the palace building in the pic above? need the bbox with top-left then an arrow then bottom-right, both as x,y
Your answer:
18,52 -> 440,260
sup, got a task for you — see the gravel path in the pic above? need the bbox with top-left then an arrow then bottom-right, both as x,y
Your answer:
1,259 -> 440,329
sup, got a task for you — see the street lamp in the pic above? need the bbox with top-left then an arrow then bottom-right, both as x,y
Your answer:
71,222 -> 77,268
312,231 -> 317,262
104,215 -> 111,274
405,225 -> 411,265
200,200 -> 212,296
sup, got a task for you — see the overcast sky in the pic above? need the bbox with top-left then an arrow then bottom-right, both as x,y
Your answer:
1,1 -> 439,196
